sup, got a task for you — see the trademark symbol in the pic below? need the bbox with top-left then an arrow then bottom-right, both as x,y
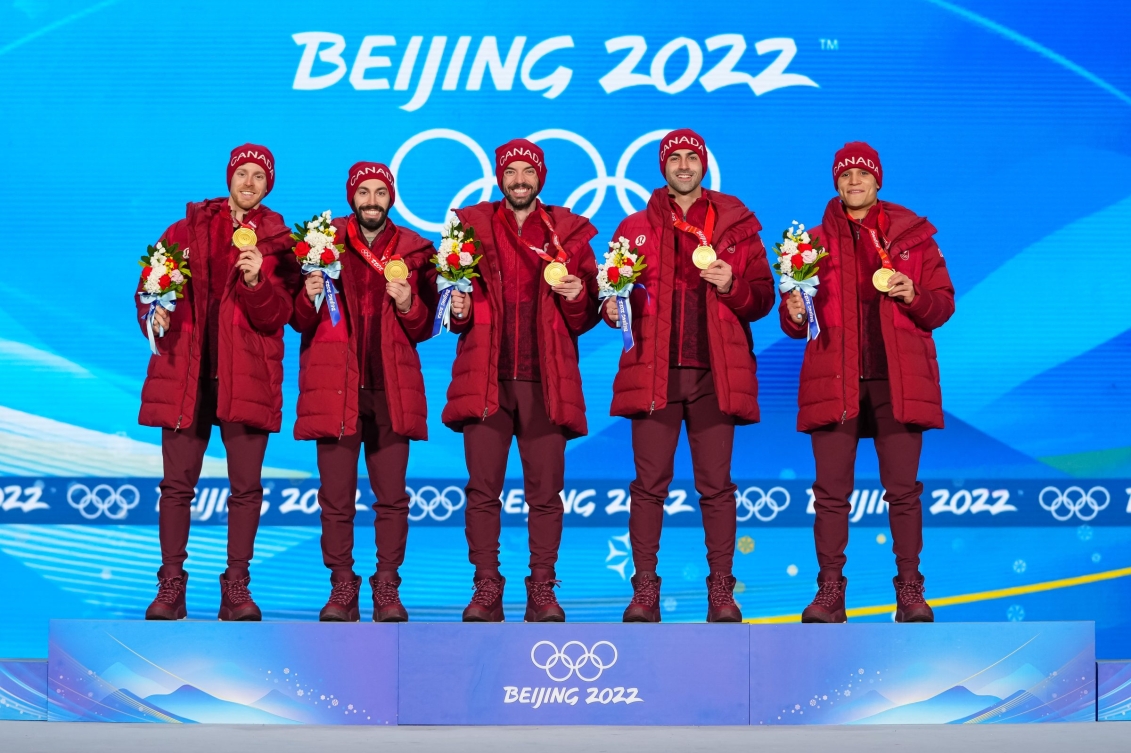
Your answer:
820,39 -> 839,51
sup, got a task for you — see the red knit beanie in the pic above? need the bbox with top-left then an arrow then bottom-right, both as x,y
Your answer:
659,128 -> 708,176
495,138 -> 546,190
227,143 -> 276,195
346,161 -> 395,208
832,142 -> 883,188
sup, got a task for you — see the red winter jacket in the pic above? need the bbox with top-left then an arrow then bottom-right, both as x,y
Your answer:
606,189 -> 775,423
779,198 -> 955,431
137,199 -> 298,432
291,218 -> 436,441
442,201 -> 600,438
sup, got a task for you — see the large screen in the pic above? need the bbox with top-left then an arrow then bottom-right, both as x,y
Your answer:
1,0 -> 1129,655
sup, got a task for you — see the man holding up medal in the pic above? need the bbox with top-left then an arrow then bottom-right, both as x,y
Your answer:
780,142 -> 955,623
603,129 -> 775,623
291,162 -> 437,622
443,138 -> 599,622
139,144 -> 298,621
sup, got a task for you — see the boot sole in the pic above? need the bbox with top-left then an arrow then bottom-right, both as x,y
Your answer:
145,611 -> 186,621
801,612 -> 848,623
524,613 -> 566,622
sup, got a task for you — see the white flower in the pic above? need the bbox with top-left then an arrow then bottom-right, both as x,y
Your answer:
596,268 -> 609,288
459,251 -> 473,266
438,238 -> 454,255
779,256 -> 793,275
800,231 -> 810,244
801,250 -> 817,265
781,239 -> 798,255
798,223 -> 805,232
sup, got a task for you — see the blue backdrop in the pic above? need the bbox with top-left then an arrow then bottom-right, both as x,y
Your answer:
0,0 -> 1129,658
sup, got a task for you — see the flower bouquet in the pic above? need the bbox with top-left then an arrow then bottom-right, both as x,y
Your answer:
293,210 -> 344,325
430,217 -> 483,336
773,221 -> 827,341
137,240 -> 190,355
598,236 -> 646,350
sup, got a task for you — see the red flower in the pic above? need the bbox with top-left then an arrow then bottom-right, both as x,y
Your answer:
447,253 -> 462,268
461,241 -> 476,255
158,274 -> 172,289
320,249 -> 336,265
607,266 -> 621,283
791,254 -> 805,269
797,243 -> 812,252
141,267 -> 152,281
295,241 -> 310,257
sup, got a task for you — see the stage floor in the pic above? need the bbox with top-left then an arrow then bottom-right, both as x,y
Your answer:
2,722 -> 1128,752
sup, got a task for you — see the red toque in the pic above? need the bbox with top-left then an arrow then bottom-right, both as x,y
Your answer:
227,143 -> 276,195
832,142 -> 883,188
495,138 -> 546,190
658,128 -> 708,176
346,161 -> 396,208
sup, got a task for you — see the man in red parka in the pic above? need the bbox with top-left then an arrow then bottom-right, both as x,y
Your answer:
291,162 -> 436,622
604,129 -> 775,623
781,142 -> 955,623
139,144 -> 298,621
444,138 -> 600,622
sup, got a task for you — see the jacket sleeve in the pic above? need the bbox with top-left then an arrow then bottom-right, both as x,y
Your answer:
136,220 -> 185,338
718,232 -> 775,322
235,245 -> 296,333
397,262 -> 437,343
291,283 -> 321,333
901,239 -> 955,331
778,294 -> 808,339
558,239 -> 600,336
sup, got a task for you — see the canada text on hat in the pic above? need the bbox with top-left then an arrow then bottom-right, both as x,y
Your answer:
230,148 -> 274,178
497,145 -> 544,172
659,133 -> 705,163
349,164 -> 394,188
834,155 -> 880,176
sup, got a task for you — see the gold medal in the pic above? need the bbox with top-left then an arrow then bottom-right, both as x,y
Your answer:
543,261 -> 568,286
384,259 -> 409,282
872,267 -> 894,292
232,227 -> 257,248
692,245 -> 716,270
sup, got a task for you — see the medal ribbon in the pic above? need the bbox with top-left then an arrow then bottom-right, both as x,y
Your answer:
848,204 -> 893,270
347,216 -> 400,274
497,203 -> 568,265
670,201 -> 716,247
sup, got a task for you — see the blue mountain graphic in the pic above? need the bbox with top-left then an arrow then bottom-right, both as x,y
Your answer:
144,685 -> 298,725
853,686 -> 1001,725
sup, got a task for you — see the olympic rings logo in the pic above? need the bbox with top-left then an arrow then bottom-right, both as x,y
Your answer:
1038,485 -> 1110,522
390,128 -> 722,233
66,483 -> 140,520
531,640 -> 618,683
735,486 -> 790,522
407,485 -> 466,522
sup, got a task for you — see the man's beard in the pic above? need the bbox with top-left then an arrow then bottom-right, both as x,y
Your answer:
503,183 -> 538,210
356,204 -> 387,232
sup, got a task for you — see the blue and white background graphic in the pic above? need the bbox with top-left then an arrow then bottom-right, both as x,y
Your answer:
1,1 -> 1130,658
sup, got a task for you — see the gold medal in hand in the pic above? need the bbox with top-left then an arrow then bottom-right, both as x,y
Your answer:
543,261 -> 568,285
233,227 -> 257,248
872,267 -> 894,292
384,259 -> 409,282
692,245 -> 716,270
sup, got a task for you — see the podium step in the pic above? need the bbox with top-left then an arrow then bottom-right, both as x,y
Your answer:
0,660 -> 47,720
1098,660 -> 1131,721
46,620 -> 1096,725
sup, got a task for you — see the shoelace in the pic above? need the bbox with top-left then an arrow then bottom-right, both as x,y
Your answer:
154,576 -> 184,605
811,581 -> 845,608
895,580 -> 926,606
527,580 -> 560,607
630,578 -> 660,607
372,580 -> 402,607
328,579 -> 359,606
223,577 -> 253,606
707,576 -> 737,608
471,578 -> 503,606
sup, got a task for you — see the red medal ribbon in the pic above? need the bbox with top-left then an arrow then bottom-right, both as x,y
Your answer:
497,203 -> 568,265
670,201 -> 716,247
347,216 -> 400,274
847,204 -> 893,270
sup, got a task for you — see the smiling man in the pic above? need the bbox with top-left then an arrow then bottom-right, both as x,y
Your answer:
603,128 -> 775,623
780,141 -> 955,623
137,144 -> 298,621
291,162 -> 436,623
444,138 -> 600,622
